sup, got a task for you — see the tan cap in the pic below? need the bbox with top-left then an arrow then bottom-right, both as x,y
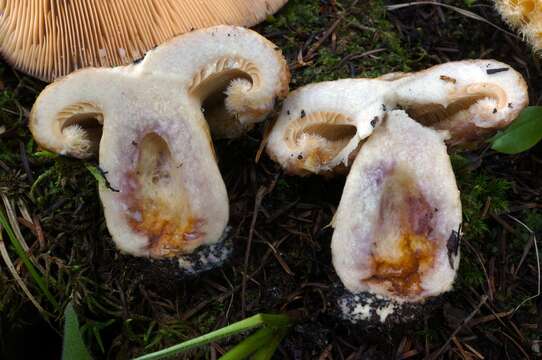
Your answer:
0,0 -> 287,82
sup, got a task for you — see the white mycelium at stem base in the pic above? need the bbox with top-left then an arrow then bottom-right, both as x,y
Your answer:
29,26 -> 289,263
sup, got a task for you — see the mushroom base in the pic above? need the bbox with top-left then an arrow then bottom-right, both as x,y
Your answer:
334,284 -> 439,326
123,227 -> 233,281
174,226 -> 233,276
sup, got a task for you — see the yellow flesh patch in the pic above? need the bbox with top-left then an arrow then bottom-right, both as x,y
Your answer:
126,133 -> 204,257
366,168 -> 436,296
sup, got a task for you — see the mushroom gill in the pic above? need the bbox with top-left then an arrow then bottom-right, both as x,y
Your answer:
394,61 -> 528,146
283,112 -> 358,174
0,0 -> 288,82
55,102 -> 104,158
188,57 -> 258,138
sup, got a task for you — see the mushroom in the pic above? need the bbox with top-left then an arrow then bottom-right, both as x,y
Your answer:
29,26 -> 289,273
495,0 -> 542,50
0,0 -> 287,82
333,110 -> 461,324
266,60 -> 527,175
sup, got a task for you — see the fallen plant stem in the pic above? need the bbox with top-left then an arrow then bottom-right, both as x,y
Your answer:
0,227 -> 47,315
132,313 -> 292,360
386,1 -> 518,38
429,295 -> 488,360
0,205 -> 59,310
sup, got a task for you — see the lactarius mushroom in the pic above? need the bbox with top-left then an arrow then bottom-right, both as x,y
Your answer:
333,110 -> 461,324
266,60 -> 527,175
29,26 -> 289,273
0,0 -> 287,82
495,0 -> 542,50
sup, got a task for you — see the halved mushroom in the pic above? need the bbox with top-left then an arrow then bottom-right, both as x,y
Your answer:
332,110 -> 461,324
266,60 -> 527,175
0,0 -> 287,82
29,26 -> 289,273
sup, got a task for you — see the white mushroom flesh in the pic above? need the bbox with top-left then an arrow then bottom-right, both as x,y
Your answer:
266,60 -> 527,175
331,110 -> 462,302
29,26 -> 289,260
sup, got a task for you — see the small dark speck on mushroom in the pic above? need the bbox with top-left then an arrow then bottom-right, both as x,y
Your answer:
508,103 -> 513,108
98,166 -> 120,192
131,140 -> 138,146
382,104 -> 387,111
370,117 -> 378,127
493,108 -> 497,114
297,154 -> 303,160
447,229 -> 461,268
300,110 -> 306,118
286,110 -> 290,115
440,75 -> 456,83
486,67 -> 509,75
227,33 -> 230,37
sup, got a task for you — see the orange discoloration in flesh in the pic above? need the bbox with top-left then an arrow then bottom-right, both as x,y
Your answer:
128,198 -> 205,258
366,168 -> 437,297
370,234 -> 436,296
124,132 -> 205,258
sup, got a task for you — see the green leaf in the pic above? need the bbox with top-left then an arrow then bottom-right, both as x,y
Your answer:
84,163 -> 106,185
62,302 -> 93,360
132,313 -> 291,360
490,106 -> 542,154
33,150 -> 59,159
218,327 -> 275,360
251,328 -> 288,360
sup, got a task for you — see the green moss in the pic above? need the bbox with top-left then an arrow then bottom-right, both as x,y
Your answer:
260,0 -> 416,86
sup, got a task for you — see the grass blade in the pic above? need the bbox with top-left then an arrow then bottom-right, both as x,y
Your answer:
218,327 -> 275,360
0,205 -> 59,310
0,228 -> 47,315
251,328 -> 288,360
62,302 -> 93,360
132,313 -> 291,360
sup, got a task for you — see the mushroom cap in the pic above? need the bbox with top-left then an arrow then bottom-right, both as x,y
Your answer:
28,26 -> 288,263
331,110 -> 461,305
0,0 -> 287,82
495,0 -> 542,50
266,60 -> 528,175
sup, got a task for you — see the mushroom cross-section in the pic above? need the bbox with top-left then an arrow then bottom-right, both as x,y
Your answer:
29,26 -> 289,272
333,110 -> 462,324
266,60 -> 527,175
0,0 -> 287,82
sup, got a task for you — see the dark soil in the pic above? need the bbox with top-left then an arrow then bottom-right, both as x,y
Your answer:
0,0 -> 541,359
